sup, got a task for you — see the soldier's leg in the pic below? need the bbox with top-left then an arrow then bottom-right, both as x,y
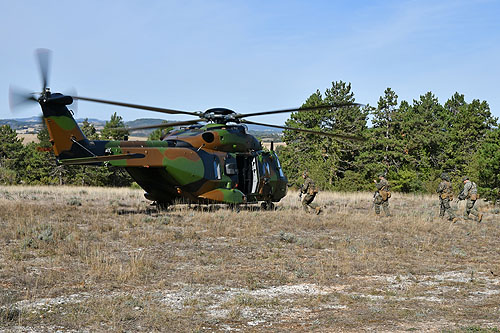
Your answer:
382,200 -> 391,216
302,194 -> 313,212
308,194 -> 322,214
465,199 -> 478,219
443,198 -> 456,221
308,195 -> 318,209
301,197 -> 309,212
374,195 -> 381,214
439,199 -> 445,217
305,195 -> 321,214
468,200 -> 480,219
464,200 -> 471,219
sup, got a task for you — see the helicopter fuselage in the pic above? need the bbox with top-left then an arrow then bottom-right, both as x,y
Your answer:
103,125 -> 288,205
41,98 -> 287,206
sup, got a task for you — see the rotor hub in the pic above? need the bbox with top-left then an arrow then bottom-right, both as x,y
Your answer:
39,88 -> 51,102
203,108 -> 238,124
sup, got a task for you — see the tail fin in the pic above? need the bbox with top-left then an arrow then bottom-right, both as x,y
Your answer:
39,92 -> 92,159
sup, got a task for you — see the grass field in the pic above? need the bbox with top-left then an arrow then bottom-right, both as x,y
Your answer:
1,186 -> 499,332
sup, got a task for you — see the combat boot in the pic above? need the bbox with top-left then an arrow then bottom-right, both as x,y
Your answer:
315,207 -> 322,215
478,213 -> 483,223
451,217 -> 458,223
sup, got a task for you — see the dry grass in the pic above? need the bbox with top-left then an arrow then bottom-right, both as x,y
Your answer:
1,186 -> 499,332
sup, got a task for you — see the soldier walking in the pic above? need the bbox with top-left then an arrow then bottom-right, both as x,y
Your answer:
373,173 -> 391,216
458,176 -> 483,222
300,171 -> 321,214
436,173 -> 458,223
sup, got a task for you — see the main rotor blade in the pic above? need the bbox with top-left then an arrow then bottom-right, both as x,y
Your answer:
35,48 -> 51,90
123,120 -> 201,132
234,102 -> 363,119
72,96 -> 201,117
9,85 -> 38,112
65,87 -> 78,114
240,119 -> 365,141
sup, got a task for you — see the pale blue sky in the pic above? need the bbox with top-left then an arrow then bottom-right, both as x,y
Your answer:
1,0 -> 499,125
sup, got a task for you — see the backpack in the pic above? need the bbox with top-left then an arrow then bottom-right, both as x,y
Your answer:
379,182 -> 391,200
379,190 -> 390,200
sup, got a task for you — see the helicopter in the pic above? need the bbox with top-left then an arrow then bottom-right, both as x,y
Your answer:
9,49 -> 362,209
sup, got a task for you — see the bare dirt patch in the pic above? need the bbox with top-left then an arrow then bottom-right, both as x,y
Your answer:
1,186 -> 499,332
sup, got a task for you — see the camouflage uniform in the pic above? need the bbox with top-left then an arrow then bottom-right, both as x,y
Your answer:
374,175 -> 391,216
301,175 -> 321,214
436,173 -> 456,221
459,177 -> 482,222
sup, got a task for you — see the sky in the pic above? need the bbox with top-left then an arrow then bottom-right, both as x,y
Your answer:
1,0 -> 499,126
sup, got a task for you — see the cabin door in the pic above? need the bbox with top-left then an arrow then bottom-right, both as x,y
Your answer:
250,156 -> 259,194
236,154 -> 261,196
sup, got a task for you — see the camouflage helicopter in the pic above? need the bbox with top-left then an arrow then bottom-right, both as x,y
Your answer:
10,49 -> 361,209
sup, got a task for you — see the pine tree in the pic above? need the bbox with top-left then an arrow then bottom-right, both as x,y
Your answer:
81,118 -> 98,140
371,88 -> 407,170
387,92 -> 450,191
355,88 -> 414,191
443,93 -> 497,175
19,142 -> 57,184
0,125 -> 24,184
101,112 -> 129,140
148,121 -> 173,140
474,127 -> 500,203
0,125 -> 24,168
281,81 -> 368,189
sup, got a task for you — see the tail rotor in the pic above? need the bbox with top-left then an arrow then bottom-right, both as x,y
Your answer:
9,48 -> 53,113
8,85 -> 38,111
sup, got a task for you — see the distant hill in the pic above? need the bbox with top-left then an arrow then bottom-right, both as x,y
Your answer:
0,116 -> 42,130
120,118 -> 167,137
1,116 -> 283,138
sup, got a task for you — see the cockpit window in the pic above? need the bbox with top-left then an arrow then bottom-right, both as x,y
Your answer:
275,153 -> 285,178
224,154 -> 238,175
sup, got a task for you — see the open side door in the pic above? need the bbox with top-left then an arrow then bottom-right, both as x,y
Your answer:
250,156 -> 259,194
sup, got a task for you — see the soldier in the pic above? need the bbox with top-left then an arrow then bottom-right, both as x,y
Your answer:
373,173 -> 391,216
458,176 -> 483,222
300,171 -> 321,214
436,173 -> 458,223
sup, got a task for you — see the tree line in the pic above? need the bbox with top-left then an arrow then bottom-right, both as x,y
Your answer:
279,81 -> 500,202
1,83 -> 499,202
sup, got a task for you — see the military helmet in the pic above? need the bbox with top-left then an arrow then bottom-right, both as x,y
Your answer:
441,172 -> 450,181
462,176 -> 469,181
